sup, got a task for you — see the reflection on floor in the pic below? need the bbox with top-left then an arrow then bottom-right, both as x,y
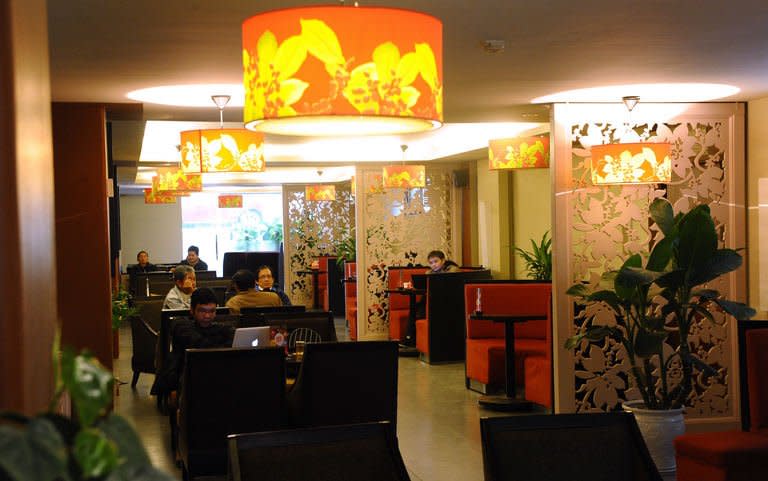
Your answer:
114,318 -> 546,481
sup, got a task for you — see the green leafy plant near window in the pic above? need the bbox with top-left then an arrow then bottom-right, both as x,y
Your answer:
335,228 -> 356,271
111,289 -> 138,331
263,222 -> 283,243
0,335 -> 175,480
514,231 -> 552,281
565,199 -> 755,410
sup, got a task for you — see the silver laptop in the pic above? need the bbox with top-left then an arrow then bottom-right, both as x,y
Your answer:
232,326 -> 271,348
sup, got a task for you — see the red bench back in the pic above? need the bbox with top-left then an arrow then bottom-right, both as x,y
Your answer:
464,282 -> 551,340
387,267 -> 426,310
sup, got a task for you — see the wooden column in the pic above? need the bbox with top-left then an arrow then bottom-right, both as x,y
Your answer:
0,0 -> 58,414
52,103 -> 113,369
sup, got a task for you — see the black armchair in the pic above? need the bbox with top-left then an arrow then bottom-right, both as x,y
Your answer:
287,341 -> 398,429
228,421 -> 410,481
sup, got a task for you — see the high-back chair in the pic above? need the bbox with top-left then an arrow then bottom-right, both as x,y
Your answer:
177,347 -> 287,480
480,413 -> 662,481
228,422 -> 410,481
129,297 -> 164,387
287,341 -> 399,429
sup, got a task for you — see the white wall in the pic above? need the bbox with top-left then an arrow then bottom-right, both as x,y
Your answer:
119,195 -> 182,270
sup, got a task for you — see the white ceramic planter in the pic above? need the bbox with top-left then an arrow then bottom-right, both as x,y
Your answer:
622,400 -> 685,476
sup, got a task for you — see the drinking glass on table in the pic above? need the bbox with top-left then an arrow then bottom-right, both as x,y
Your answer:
295,341 -> 306,360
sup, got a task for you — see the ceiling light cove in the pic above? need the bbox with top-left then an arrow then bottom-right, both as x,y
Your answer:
126,84 -> 244,107
531,83 -> 740,103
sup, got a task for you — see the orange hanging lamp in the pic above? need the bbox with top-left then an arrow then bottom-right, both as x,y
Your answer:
305,184 -> 337,201
590,142 -> 671,185
242,5 -> 443,136
589,97 -> 671,185
144,188 -> 176,204
180,95 -> 266,173
382,144 -> 425,189
488,135 -> 550,170
154,168 -> 203,194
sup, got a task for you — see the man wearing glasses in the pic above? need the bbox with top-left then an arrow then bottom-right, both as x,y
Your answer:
256,265 -> 292,306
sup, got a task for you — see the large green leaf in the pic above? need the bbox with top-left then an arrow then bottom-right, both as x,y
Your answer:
655,269 -> 685,289
649,198 -> 675,236
677,205 -> 717,273
688,249 -> 743,286
712,299 -> 757,320
566,283 -> 590,298
73,428 -> 119,478
634,329 -> 667,358
564,326 -> 621,350
616,267 -> 661,289
97,414 -> 150,467
60,349 -> 113,427
615,255 -> 643,300
0,418 -> 70,481
646,236 -> 673,272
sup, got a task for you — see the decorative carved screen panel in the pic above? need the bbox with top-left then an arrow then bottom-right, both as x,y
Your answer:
356,166 -> 455,338
552,103 -> 746,425
283,183 -> 354,306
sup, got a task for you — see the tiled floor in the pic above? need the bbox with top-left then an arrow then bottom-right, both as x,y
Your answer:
114,319 -> 543,481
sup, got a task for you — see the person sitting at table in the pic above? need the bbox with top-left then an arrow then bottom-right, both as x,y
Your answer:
425,249 -> 460,274
155,287 -> 235,398
256,265 -> 292,306
225,268 -> 281,315
179,245 -> 208,271
128,250 -> 157,274
163,265 -> 196,309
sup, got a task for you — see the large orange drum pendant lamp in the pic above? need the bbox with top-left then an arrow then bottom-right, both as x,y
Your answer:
242,5 -> 443,136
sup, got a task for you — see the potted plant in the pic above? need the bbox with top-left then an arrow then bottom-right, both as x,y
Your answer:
565,198 -> 755,474
111,288 -> 138,358
513,230 -> 552,280
335,228 -> 356,272
0,339 -> 175,480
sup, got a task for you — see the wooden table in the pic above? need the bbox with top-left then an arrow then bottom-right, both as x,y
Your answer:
470,312 -> 547,411
296,269 -> 327,309
385,288 -> 426,347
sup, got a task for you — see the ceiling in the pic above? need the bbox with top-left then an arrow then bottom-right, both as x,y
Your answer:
46,0 -> 768,188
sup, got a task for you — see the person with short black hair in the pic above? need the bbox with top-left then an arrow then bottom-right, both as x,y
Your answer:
426,250 -> 460,274
255,265 -> 292,305
157,287 -> 234,394
129,250 -> 156,274
163,265 -> 196,309
225,269 -> 281,315
180,245 -> 208,271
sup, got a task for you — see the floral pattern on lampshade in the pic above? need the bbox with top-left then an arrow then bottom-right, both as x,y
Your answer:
590,142 -> 671,184
218,194 -> 243,208
154,168 -> 203,194
305,185 -> 336,201
242,6 -> 442,125
488,136 -> 550,169
144,188 -> 176,204
180,129 -> 265,173
382,165 -> 426,188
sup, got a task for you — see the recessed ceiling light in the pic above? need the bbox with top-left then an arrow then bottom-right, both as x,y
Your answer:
126,84 -> 244,107
531,83 -> 740,103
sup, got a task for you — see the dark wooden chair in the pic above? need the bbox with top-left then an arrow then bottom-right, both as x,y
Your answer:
414,269 -> 492,363
228,422 -> 410,481
480,413 -> 662,481
177,347 -> 287,480
287,341 -> 398,429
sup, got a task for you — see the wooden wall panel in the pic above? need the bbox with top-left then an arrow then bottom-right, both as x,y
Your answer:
52,103 -> 113,369
0,0 -> 58,414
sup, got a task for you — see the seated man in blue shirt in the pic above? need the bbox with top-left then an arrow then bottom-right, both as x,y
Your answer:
256,265 -> 291,305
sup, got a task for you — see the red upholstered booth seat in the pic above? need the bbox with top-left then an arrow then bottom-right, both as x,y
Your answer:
463,281 -> 553,408
387,266 -> 426,341
344,262 -> 357,340
317,255 -> 332,311
675,327 -> 768,481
